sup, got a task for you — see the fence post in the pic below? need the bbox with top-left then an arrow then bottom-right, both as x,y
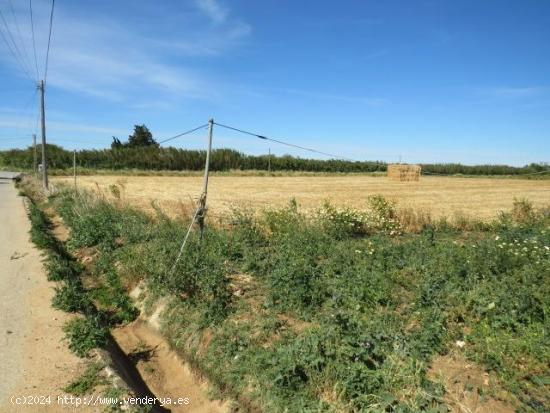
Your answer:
33,134 -> 37,176
73,150 -> 77,190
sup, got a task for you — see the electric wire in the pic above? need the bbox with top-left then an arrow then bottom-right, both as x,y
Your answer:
7,0 -> 35,79
0,9 -> 34,82
157,123 -> 209,144
213,121 -> 357,161
43,0 -> 54,83
0,7 -> 33,77
29,0 -> 40,80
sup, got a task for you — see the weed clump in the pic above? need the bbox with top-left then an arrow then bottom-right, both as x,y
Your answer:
63,361 -> 106,395
63,316 -> 109,357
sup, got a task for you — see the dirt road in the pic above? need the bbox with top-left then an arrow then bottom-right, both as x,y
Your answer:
0,179 -> 95,412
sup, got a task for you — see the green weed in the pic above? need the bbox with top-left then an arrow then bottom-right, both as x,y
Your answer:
63,316 -> 109,357
63,361 -> 106,395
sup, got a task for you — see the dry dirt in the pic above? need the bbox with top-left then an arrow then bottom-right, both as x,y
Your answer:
428,354 -> 516,413
112,320 -> 230,413
53,175 -> 550,220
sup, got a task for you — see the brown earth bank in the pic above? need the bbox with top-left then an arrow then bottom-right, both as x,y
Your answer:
52,175 -> 550,220
112,320 -> 231,413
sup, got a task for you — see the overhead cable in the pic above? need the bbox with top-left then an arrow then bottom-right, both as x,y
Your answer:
43,0 -> 55,83
157,123 -> 209,144
29,0 -> 40,80
0,9 -> 34,82
213,121 -> 357,161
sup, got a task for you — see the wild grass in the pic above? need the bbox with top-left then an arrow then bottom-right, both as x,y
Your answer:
63,361 -> 106,395
21,182 -> 138,359
43,185 -> 550,412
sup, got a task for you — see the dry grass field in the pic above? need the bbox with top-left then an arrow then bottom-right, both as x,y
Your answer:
52,174 -> 550,220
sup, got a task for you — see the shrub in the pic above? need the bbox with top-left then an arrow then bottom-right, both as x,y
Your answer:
364,195 -> 402,235
44,252 -> 82,281
316,202 -> 367,238
52,280 -> 91,313
63,316 -> 109,357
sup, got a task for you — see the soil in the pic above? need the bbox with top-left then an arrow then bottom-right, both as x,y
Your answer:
112,320 -> 231,413
428,354 -> 517,413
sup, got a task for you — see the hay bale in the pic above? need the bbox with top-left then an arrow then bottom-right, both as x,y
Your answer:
387,164 -> 421,181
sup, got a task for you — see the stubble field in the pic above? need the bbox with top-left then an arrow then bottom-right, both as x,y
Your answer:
52,174 -> 550,219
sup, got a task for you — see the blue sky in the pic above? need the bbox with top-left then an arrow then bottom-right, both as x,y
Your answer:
0,0 -> 549,165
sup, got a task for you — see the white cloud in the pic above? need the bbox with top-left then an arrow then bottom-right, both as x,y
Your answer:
195,0 -> 229,24
0,0 -> 250,104
484,86 -> 547,99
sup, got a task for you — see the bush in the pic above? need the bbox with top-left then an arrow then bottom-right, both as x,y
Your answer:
316,202 -> 367,238
63,316 -> 109,357
364,195 -> 402,235
52,280 -> 91,313
44,252 -> 81,281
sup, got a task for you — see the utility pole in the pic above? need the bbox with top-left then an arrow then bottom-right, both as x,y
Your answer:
32,134 -> 37,175
268,147 -> 271,174
197,118 -> 214,237
73,149 -> 77,190
38,80 -> 48,190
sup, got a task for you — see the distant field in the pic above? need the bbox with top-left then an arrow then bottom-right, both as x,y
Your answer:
52,174 -> 550,219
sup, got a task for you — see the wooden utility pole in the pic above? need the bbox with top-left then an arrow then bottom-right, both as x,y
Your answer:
197,118 -> 214,236
73,150 -> 77,190
268,147 -> 271,174
38,80 -> 48,190
32,134 -> 37,175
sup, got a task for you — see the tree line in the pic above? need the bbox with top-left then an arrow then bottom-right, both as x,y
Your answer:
3,125 -> 545,175
1,143 -> 547,175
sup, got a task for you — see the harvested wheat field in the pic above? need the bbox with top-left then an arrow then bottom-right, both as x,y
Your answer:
52,175 -> 550,220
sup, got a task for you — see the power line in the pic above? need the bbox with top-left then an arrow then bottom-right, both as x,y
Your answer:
29,0 -> 40,80
43,0 -> 55,83
7,0 -> 35,79
213,121 -> 357,161
0,9 -> 34,82
0,7 -> 33,77
8,0 -> 32,77
157,123 -> 209,144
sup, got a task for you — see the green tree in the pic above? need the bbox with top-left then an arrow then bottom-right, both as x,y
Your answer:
111,137 -> 123,149
127,125 -> 158,148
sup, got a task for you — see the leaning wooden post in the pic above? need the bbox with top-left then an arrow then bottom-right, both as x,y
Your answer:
198,118 -> 214,238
